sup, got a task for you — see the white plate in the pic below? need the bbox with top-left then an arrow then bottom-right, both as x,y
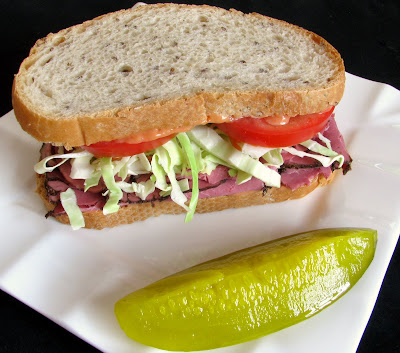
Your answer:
1,73 -> 400,353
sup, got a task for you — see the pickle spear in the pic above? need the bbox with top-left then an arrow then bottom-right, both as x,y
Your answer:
115,228 -> 377,351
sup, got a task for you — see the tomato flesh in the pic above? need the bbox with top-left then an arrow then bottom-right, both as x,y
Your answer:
83,134 -> 176,157
216,107 -> 334,148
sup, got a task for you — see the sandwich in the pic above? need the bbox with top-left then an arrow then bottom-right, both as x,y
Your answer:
12,3 -> 351,230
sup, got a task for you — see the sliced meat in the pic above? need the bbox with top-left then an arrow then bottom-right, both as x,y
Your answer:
58,161 -> 86,190
281,167 -> 332,191
319,116 -> 351,162
200,165 -> 232,184
39,143 -> 54,160
281,146 -> 321,169
47,180 -> 69,192
52,189 -> 106,215
198,177 -> 264,199
58,161 -> 106,193
181,177 -> 264,200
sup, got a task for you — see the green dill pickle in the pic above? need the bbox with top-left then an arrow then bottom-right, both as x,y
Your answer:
115,228 -> 377,351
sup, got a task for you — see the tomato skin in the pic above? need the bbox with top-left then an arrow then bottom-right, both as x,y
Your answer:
83,134 -> 176,157
216,107 -> 334,148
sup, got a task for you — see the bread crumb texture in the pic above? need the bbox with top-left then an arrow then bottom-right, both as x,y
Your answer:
17,4 -> 343,118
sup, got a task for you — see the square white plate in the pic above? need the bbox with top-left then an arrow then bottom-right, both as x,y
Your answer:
0,73 -> 399,353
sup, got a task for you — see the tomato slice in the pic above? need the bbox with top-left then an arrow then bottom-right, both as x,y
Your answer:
216,107 -> 334,148
83,134 -> 176,157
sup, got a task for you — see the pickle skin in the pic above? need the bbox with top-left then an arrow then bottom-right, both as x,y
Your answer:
115,228 -> 377,351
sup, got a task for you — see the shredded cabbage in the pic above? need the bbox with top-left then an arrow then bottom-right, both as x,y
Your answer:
236,170 -> 252,185
187,126 -> 281,187
84,170 -> 102,192
100,157 -> 123,215
116,179 -> 155,200
162,139 -> 185,168
60,188 -> 85,230
241,135 -> 343,169
177,133 -> 199,222
70,154 -> 95,179
228,169 -> 238,177
291,138 -> 344,167
241,144 -> 284,167
112,157 -> 130,179
154,144 -> 189,211
317,132 -> 333,150
159,179 -> 190,197
241,143 -> 274,160
284,146 -> 344,167
34,150 -> 92,174
262,148 -> 284,167
118,153 -> 152,180
151,154 -> 170,192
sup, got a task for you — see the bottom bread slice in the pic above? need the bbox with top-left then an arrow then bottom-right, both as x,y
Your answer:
36,170 -> 340,230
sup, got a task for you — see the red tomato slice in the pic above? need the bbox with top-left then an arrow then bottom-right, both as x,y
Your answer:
216,107 -> 334,148
83,134 -> 176,157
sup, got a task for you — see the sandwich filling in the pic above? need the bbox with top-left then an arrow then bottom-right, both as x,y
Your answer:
35,111 -> 351,230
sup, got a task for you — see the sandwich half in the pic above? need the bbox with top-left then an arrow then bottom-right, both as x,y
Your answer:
12,3 -> 351,229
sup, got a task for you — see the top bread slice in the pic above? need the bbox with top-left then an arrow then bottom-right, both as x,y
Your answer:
12,3 -> 345,148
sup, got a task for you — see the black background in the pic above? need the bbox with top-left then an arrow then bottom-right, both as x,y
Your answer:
1,0 -> 399,352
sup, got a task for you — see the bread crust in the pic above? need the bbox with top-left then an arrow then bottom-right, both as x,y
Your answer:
36,169 -> 340,230
13,4 -> 345,148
